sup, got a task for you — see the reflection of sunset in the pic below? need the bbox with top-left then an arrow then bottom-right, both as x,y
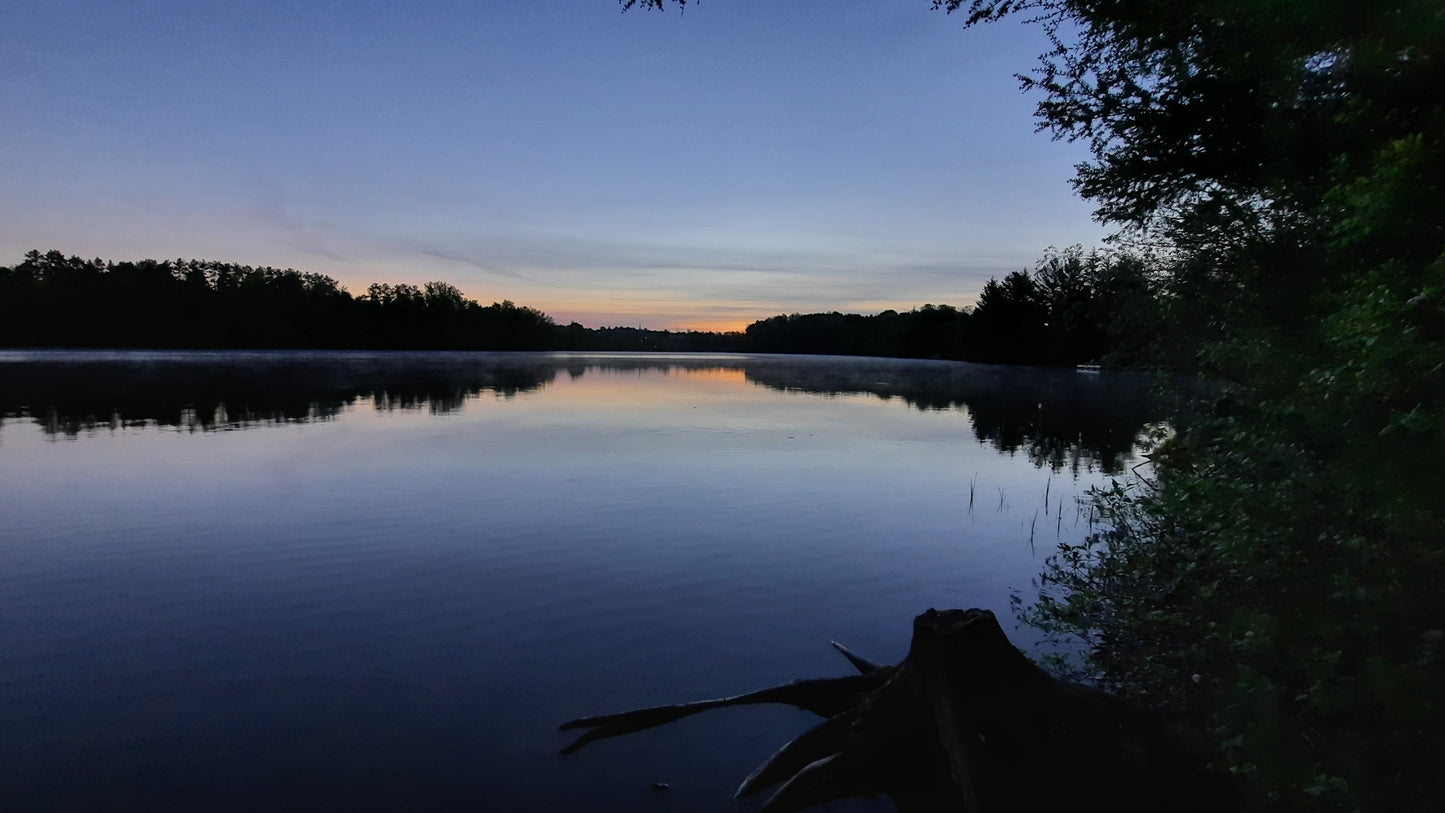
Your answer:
546,364 -> 751,409
3,353 -> 1171,477
682,367 -> 747,385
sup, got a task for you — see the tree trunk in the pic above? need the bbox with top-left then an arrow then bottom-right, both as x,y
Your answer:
560,608 -> 1237,812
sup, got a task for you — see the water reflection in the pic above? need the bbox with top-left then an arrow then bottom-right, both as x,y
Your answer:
0,351 -> 1181,472
0,351 -> 560,433
739,358 -> 1172,474
0,349 -> 1183,812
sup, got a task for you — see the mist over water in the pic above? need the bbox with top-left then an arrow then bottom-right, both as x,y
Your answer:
0,351 -> 1174,812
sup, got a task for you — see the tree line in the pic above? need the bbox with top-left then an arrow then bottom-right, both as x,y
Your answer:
4,247 -> 1181,367
0,251 -> 557,351
744,245 -> 1177,367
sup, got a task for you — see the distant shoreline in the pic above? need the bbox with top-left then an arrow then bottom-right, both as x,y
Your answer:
2,249 -> 1165,368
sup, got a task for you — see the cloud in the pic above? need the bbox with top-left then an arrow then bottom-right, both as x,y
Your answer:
419,248 -> 538,283
231,179 -> 352,264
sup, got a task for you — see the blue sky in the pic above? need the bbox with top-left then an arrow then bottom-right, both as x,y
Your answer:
0,0 -> 1104,330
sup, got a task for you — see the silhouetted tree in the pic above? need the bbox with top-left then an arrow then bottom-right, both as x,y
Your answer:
0,252 -> 560,351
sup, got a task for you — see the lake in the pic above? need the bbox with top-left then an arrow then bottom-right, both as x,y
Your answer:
0,351 -> 1168,812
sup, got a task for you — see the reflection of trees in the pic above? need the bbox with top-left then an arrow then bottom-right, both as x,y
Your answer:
741,357 -> 1187,475
0,353 -> 557,436
1,353 -> 1189,469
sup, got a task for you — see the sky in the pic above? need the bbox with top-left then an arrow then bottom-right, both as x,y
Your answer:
0,0 -> 1106,332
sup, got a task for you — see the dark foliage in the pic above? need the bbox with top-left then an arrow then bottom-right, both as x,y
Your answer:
928,1 -> 1445,809
554,322 -> 748,352
743,246 -> 1169,368
0,251 -> 557,351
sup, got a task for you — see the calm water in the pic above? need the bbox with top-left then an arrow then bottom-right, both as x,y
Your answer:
0,351 -> 1169,812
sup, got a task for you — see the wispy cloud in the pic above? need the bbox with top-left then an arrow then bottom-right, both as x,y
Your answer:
419,248 -> 538,283
231,178 -> 353,265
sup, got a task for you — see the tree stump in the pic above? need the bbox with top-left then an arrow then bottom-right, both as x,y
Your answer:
560,608 -> 1236,812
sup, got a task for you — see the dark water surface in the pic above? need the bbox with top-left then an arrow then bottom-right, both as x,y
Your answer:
0,351 -> 1169,812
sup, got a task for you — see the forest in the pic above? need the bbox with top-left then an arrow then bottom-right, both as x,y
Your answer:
743,246 -> 1170,367
0,251 -> 557,351
0,245 -> 1166,367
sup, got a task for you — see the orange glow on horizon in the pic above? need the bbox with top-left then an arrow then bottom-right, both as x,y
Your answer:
660,317 -> 752,334
549,306 -> 758,334
326,271 -> 976,336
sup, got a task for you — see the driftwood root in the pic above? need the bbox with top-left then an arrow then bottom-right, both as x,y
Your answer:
560,608 -> 1236,813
